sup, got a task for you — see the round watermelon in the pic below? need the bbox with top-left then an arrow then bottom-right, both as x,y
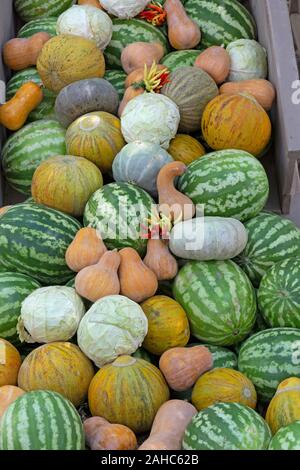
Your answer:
269,421 -> 300,450
17,17 -> 58,37
14,0 -> 74,22
161,50 -> 202,72
104,70 -> 126,101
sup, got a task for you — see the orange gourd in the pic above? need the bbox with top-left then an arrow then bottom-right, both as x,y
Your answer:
118,86 -> 144,117
159,346 -> 213,391
65,227 -> 107,272
164,0 -> 201,50
119,247 -> 158,303
84,417 -> 137,450
78,0 -> 103,8
121,42 -> 165,74
0,339 -> 22,387
143,239 -> 178,281
157,161 -> 196,223
0,82 -> 43,131
75,250 -> 121,302
219,79 -> 276,111
3,32 -> 51,71
194,46 -> 230,84
0,385 -> 25,418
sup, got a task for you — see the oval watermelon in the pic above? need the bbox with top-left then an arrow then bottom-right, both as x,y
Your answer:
161,50 -> 202,72
14,0 -> 74,22
269,421 -> 300,450
104,70 -> 126,101
17,17 -> 58,37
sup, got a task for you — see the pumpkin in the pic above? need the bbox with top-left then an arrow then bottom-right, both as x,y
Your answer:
55,78 -> 119,128
0,385 -> 25,418
168,134 -> 206,165
88,355 -> 170,433
37,34 -> 105,93
0,339 -> 22,387
164,0 -> 201,50
192,368 -> 257,411
219,79 -> 276,111
121,42 -> 165,74
66,227 -> 107,272
141,295 -> 190,355
84,417 -> 137,450
266,378 -> 300,435
161,66 -> 218,133
3,32 -> 51,71
65,111 -> 125,173
17,342 -> 94,407
194,46 -> 230,84
143,240 -> 178,281
31,155 -> 103,216
201,94 -> 272,157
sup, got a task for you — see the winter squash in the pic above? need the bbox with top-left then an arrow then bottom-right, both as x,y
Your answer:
194,46 -> 230,84
192,368 -> 257,411
164,0 -> 201,50
88,355 -> 170,433
139,400 -> 197,450
17,342 -> 94,407
168,134 -> 206,165
121,42 -> 165,74
141,295 -> 190,355
66,227 -> 107,272
0,339 -> 21,387
37,34 -> 105,93
119,248 -> 158,303
143,240 -> 178,281
219,79 -> 276,111
78,0 -> 103,7
202,94 -> 272,157
31,155 -> 103,216
0,385 -> 25,418
84,417 -> 137,450
75,251 -> 121,302
3,32 -> 51,71
66,111 -> 125,173
161,66 -> 218,133
55,78 -> 119,128
266,378 -> 300,435
100,0 -> 149,19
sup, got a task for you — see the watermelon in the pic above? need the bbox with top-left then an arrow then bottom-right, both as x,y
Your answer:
0,272 -> 40,344
1,119 -> 66,195
83,182 -> 154,256
0,202 -> 81,285
173,260 -> 256,346
14,0 -> 74,22
161,50 -> 202,72
269,421 -> 300,450
17,17 -> 58,37
6,68 -> 56,122
183,402 -> 271,450
0,390 -> 84,450
185,0 -> 257,49
178,150 -> 269,222
105,18 -> 169,69
238,328 -> 300,401
235,212 -> 300,287
104,70 -> 126,101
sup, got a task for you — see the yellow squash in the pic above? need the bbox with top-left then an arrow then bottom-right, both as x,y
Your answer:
168,134 -> 206,165
266,377 -> 300,435
0,339 -> 21,387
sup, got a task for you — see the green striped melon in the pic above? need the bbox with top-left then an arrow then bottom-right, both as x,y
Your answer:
2,119 -> 66,195
0,390 -> 84,450
173,260 -> 256,346
269,421 -> 300,450
17,17 -> 58,37
183,402 -> 271,450
0,272 -> 40,344
0,202 -> 81,285
178,149 -> 269,222
84,182 -> 154,256
104,70 -> 126,101
238,328 -> 300,401
14,0 -> 74,22
161,50 -> 202,72
6,68 -> 56,122
235,212 -> 300,287
202,344 -> 238,369
185,0 -> 257,49
105,18 -> 169,69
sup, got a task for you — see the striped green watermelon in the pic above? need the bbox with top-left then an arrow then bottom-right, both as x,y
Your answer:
17,17 -> 58,37
238,328 -> 300,401
183,402 -> 271,450
0,202 -> 81,285
105,19 -> 169,69
2,119 -> 66,195
235,212 -> 300,287
161,50 -> 202,72
0,390 -> 84,450
178,150 -> 269,222
269,421 -> 300,450
173,260 -> 256,346
104,70 -> 126,101
0,272 -> 40,344
84,182 -> 154,256
185,0 -> 257,49
6,68 -> 56,122
14,0 -> 74,22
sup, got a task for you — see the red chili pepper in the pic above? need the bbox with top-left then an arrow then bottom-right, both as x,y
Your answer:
138,2 -> 167,26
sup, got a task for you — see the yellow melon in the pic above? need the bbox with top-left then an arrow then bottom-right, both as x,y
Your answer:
168,134 -> 206,165
0,339 -> 21,386
266,377 -> 300,435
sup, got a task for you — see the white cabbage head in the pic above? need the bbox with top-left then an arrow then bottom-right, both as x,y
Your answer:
100,0 -> 149,19
227,39 -> 268,81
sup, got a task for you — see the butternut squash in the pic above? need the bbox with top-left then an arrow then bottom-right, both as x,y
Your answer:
164,0 -> 201,50
78,0 -> 103,8
3,32 -> 51,71
219,79 -> 276,111
84,417 -> 137,450
65,227 -> 107,272
121,42 -> 165,74
143,239 -> 178,281
194,46 -> 230,84
118,86 -> 144,117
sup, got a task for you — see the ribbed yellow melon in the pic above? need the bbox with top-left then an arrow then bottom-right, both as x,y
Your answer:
0,339 -> 21,387
266,377 -> 300,435
0,385 -> 25,418
168,134 -> 206,165
65,112 -> 126,173
37,34 -> 105,93
88,355 -> 170,433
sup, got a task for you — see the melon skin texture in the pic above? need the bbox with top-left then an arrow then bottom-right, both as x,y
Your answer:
269,421 -> 300,450
14,0 -> 75,22
18,17 -> 58,38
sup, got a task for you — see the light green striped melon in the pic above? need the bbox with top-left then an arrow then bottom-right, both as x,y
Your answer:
2,119 -> 66,195
104,70 -> 126,101
0,272 -> 40,344
238,328 -> 300,401
185,0 -> 257,49
178,149 -> 269,222
0,202 -> 81,285
183,402 -> 271,450
173,260 -> 256,346
161,50 -> 202,72
269,421 -> 300,450
17,17 -> 58,37
14,0 -> 74,22
6,68 -> 56,122
105,18 -> 169,69
0,390 -> 84,450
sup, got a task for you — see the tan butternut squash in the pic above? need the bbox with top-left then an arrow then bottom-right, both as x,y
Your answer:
164,0 -> 201,50
143,239 -> 178,281
3,32 -> 51,71
194,46 -> 230,84
84,417 -> 137,450
219,79 -> 276,111
78,0 -> 103,8
121,42 -> 165,74
65,227 -> 107,272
